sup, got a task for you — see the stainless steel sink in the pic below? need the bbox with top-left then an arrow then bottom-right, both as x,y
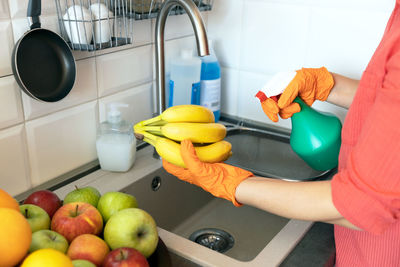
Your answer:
224,124 -> 335,181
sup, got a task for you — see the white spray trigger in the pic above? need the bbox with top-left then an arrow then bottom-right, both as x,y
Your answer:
261,71 -> 297,97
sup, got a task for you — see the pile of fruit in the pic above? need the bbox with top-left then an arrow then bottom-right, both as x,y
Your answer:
0,186 -> 157,267
134,105 -> 232,167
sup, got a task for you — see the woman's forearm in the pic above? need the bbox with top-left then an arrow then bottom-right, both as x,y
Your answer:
235,177 -> 360,230
326,73 -> 359,108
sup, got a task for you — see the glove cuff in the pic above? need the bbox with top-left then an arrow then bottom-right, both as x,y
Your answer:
229,170 -> 254,207
313,67 -> 334,101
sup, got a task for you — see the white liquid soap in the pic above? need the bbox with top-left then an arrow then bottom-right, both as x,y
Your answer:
96,103 -> 136,172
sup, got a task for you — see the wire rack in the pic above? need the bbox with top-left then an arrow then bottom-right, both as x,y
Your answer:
55,0 -> 213,51
55,0 -> 132,51
129,0 -> 214,20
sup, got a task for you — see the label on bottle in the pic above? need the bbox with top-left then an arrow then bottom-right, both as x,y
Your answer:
200,79 -> 221,112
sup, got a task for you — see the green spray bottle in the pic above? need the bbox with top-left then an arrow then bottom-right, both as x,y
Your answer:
290,97 -> 342,171
257,72 -> 342,171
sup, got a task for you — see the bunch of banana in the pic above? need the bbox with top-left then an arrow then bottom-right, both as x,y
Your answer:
134,105 -> 232,168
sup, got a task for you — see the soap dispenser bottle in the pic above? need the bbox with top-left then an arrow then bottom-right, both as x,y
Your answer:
96,103 -> 136,172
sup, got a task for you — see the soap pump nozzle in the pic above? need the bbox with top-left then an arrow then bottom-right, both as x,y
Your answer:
107,103 -> 129,124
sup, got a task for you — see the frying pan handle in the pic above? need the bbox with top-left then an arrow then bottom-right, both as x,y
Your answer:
27,0 -> 41,29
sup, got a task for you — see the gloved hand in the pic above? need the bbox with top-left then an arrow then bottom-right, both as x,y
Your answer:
256,67 -> 334,121
163,140 -> 253,207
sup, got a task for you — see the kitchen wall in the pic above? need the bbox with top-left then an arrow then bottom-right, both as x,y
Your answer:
208,0 -> 394,129
0,0 -> 394,196
0,0 -> 205,196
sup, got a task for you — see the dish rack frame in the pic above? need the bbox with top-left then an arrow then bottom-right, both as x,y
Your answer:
55,0 -> 214,51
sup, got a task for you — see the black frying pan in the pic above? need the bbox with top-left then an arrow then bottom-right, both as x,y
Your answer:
12,0 -> 76,102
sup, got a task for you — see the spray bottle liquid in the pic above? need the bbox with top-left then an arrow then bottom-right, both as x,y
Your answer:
256,72 -> 342,171
96,103 -> 136,172
200,40 -> 221,121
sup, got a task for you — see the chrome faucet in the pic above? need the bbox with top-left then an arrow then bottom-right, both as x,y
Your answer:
154,0 -> 209,115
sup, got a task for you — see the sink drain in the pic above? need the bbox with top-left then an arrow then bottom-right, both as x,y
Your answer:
189,228 -> 234,253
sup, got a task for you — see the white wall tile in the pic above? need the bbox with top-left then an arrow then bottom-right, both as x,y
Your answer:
99,82 -> 153,125
220,67 -> 239,116
9,0 -> 57,19
240,1 -> 310,74
0,0 -> 9,19
96,45 -> 153,97
237,70 -> 293,129
0,76 -> 24,129
207,0 -> 243,68
152,12 -> 206,42
0,124 -> 31,196
305,7 -> 390,79
132,19 -> 152,47
0,20 -> 14,76
22,58 -> 97,120
11,15 -> 60,43
25,101 -> 98,186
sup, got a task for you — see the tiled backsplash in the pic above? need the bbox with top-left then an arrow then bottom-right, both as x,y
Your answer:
0,0 -> 205,195
0,0 -> 394,196
208,0 -> 394,129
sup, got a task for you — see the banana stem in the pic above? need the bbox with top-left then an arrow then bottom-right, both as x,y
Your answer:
140,126 -> 162,135
141,115 -> 163,126
137,130 -> 159,147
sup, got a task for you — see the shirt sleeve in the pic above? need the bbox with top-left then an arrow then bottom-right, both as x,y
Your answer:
331,48 -> 400,235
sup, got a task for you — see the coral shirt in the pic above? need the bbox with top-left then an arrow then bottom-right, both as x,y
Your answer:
331,2 -> 400,266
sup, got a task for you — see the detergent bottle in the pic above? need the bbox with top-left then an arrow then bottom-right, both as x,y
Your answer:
200,40 -> 221,121
257,72 -> 342,171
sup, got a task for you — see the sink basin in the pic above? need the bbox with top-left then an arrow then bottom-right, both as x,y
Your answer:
121,167 -> 290,262
116,123 -> 333,265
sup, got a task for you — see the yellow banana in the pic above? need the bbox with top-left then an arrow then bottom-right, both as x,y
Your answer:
140,105 -> 215,126
136,130 -> 232,168
139,122 -> 226,143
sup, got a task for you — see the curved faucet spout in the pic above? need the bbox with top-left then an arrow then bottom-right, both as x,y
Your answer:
155,0 -> 209,115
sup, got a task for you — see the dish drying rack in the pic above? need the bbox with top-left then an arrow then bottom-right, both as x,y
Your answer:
129,0 -> 214,20
55,0 -> 214,51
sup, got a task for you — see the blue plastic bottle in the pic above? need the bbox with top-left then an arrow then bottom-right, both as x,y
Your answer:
200,40 -> 221,121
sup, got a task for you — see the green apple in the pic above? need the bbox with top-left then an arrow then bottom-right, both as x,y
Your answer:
72,259 -> 96,267
20,204 -> 51,232
97,192 -> 138,222
63,186 -> 101,207
104,208 -> 158,258
29,229 -> 69,253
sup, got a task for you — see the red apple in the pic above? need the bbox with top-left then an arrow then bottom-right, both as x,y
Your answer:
51,202 -> 103,242
102,247 -> 149,267
23,190 -> 62,218
67,234 -> 109,266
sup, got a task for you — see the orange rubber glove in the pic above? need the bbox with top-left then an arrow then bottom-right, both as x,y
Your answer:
256,67 -> 334,121
163,140 -> 253,207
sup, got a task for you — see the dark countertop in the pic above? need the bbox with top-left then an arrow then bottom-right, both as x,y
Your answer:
280,222 -> 335,267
